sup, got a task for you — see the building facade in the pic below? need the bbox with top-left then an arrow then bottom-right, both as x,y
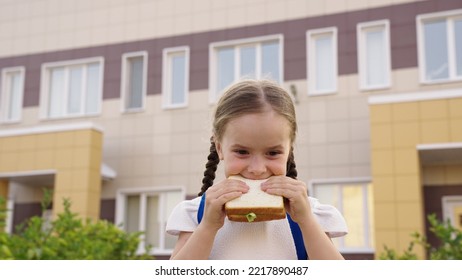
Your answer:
0,0 -> 461,259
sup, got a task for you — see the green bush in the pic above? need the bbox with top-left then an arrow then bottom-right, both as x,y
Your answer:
379,213 -> 462,260
0,191 -> 153,260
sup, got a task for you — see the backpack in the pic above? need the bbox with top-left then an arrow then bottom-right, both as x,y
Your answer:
197,193 -> 308,260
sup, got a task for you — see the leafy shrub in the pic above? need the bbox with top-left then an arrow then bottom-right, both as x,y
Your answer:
0,191 -> 153,260
379,213 -> 462,260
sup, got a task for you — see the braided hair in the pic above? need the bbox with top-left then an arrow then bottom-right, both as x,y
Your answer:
198,137 -> 220,196
199,79 -> 298,196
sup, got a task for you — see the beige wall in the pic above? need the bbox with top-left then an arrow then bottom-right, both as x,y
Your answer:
0,0 -> 423,57
10,68 -> 462,199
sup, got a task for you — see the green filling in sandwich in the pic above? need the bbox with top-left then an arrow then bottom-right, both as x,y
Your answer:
246,212 -> 257,222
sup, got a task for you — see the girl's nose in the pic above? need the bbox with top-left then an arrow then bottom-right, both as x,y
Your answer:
248,156 -> 266,176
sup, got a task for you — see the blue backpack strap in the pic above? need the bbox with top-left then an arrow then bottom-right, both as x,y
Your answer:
197,193 -> 206,224
287,214 -> 308,260
197,194 -> 308,260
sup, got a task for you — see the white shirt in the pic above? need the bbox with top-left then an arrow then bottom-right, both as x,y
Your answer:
166,196 -> 348,260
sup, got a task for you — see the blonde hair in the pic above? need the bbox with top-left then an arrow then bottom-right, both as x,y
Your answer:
199,79 -> 298,196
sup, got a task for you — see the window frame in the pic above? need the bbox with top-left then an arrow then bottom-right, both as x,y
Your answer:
209,34 -> 284,103
306,27 -> 338,96
162,46 -> 190,109
416,9 -> 462,84
40,57 -> 104,120
357,20 -> 392,91
115,186 -> 186,256
1,66 -> 25,123
120,51 -> 148,113
309,177 -> 374,254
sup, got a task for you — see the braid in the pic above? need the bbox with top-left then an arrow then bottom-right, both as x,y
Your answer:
286,147 -> 297,179
198,137 -> 220,196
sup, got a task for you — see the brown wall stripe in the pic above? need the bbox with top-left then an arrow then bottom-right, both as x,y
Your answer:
0,0 -> 460,108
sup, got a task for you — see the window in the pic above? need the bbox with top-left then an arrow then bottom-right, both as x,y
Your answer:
40,57 -> 103,119
311,178 -> 374,253
162,47 -> 189,109
307,27 -> 338,95
357,20 -> 391,90
209,35 -> 283,102
1,67 -> 25,123
121,52 -> 148,112
417,10 -> 462,83
115,187 -> 185,255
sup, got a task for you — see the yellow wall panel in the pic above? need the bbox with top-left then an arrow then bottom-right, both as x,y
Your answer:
371,149 -> 394,176
392,122 -> 420,148
375,230 -> 398,256
88,170 -> 102,191
370,95 -> 461,259
54,171 -> 73,193
395,175 -> 421,201
72,147 -> 92,169
420,120 -> 450,144
36,133 -> 57,149
373,176 -> 395,202
34,149 -> 55,170
392,102 -> 419,122
55,131 -> 75,148
371,124 -> 393,149
370,104 -> 392,124
374,202 -> 397,229
393,149 -> 419,175
0,153 -> 18,172
16,152 -> 36,170
18,135 -> 37,151
448,98 -> 462,118
0,127 -> 103,221
1,137 -> 19,152
73,130 -> 93,147
71,192 -> 89,212
90,131 -> 103,149
419,99 -> 448,120
90,147 -> 102,170
54,148 -> 74,169
396,202 -> 424,229
449,118 -> 462,141
70,168 -> 91,192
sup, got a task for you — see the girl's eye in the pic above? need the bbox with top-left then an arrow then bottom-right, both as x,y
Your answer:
235,150 -> 248,155
267,151 -> 281,157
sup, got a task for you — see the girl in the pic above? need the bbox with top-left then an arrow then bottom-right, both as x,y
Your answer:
166,79 -> 347,260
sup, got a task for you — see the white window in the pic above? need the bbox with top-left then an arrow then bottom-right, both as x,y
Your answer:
162,46 -> 189,109
417,9 -> 462,83
115,187 -> 185,256
310,178 -> 374,254
357,20 -> 391,90
121,52 -> 148,112
1,67 -> 25,123
40,57 -> 103,119
307,27 -> 338,95
209,35 -> 283,103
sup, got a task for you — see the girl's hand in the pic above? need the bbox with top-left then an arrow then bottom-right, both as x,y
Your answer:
261,176 -> 312,224
202,178 -> 249,231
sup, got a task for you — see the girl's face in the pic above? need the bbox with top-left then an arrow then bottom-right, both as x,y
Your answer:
216,110 -> 292,180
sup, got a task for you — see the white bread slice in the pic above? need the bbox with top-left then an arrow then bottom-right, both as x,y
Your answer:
225,175 -> 286,222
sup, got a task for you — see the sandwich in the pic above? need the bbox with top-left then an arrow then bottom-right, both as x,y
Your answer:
225,175 -> 286,222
